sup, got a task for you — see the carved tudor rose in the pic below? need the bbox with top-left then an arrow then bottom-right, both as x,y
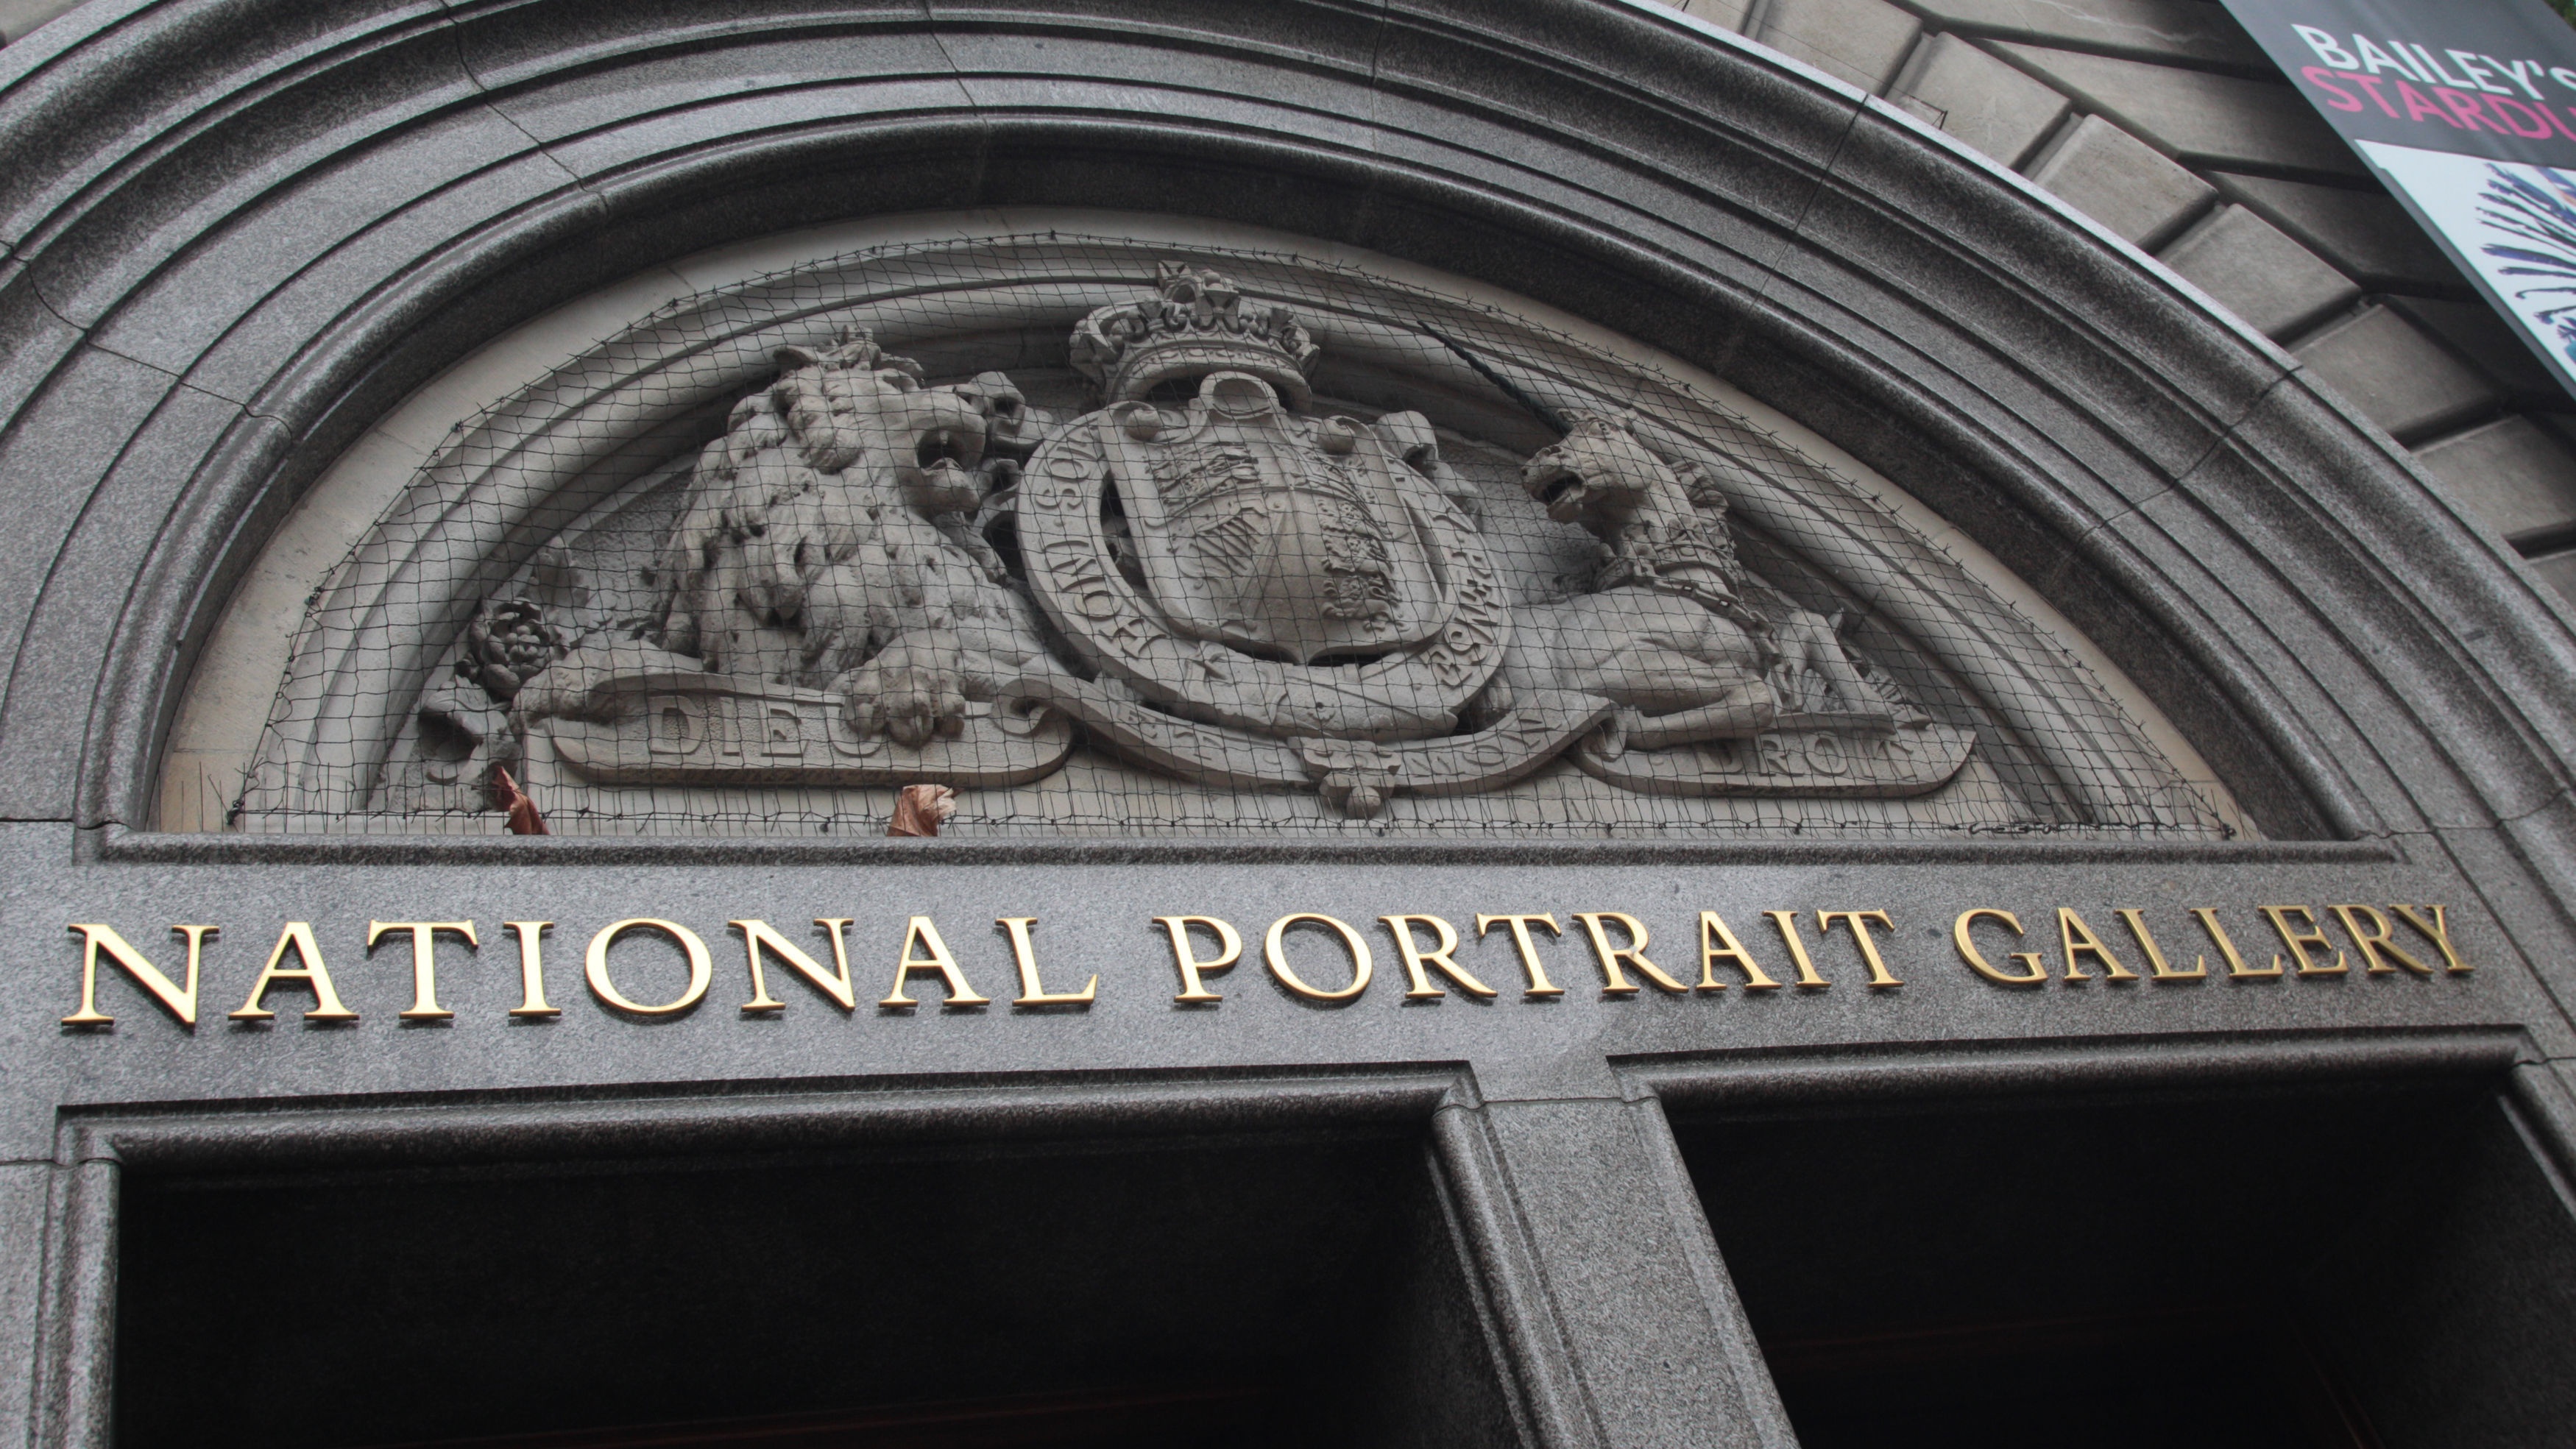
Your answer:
469,260 -> 1973,821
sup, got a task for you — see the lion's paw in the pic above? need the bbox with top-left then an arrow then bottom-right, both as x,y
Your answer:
835,634 -> 969,747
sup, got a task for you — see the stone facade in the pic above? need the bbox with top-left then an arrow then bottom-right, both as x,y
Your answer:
1,3 -> 2574,1448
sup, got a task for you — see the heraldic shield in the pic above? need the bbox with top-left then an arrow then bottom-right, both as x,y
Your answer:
1099,373 -> 1453,665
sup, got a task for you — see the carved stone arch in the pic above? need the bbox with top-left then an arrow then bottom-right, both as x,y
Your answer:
0,0 -> 2561,853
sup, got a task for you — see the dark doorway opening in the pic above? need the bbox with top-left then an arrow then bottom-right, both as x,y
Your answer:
114,1119 -> 1521,1448
1672,1070 -> 2576,1449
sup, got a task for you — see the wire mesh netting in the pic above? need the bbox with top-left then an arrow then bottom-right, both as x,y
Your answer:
177,233 -> 2236,840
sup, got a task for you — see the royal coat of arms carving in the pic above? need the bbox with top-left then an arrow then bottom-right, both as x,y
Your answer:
466,262 -> 1972,820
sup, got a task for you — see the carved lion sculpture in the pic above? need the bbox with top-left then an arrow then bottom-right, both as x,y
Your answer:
649,330 -> 1052,745
1671,458 -> 1894,723
1485,411 -> 1777,747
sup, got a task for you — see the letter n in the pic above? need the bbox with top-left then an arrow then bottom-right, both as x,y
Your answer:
64,924 -> 213,1027
733,918 -> 857,1013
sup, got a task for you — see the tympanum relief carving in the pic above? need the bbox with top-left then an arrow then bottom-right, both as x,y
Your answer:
210,237 -> 2228,838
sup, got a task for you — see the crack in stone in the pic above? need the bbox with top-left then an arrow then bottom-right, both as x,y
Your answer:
434,0 -> 612,229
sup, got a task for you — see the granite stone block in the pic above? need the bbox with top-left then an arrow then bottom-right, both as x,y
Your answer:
2133,431 -> 2555,834
1888,32 -> 2069,166
2231,375 -> 2576,818
1892,0 -> 2266,69
449,0 -> 933,89
0,381 -> 244,824
88,106 -> 558,385
0,1165 -> 51,1439
2436,813 -> 2576,1052
2025,113 -> 2215,249
1665,0 -> 1754,29
0,0 -> 77,42
2385,296 -> 2572,411
476,30 -> 974,149
2077,480 -> 2400,837
2527,1065 -> 2576,1180
2528,547 -> 2576,606
21,20 -> 481,333
163,157 -> 601,414
1754,0 -> 1922,91
0,268 -> 79,436
1393,0 -> 1869,171
1477,1097 -> 1797,1448
1799,111 -> 2278,484
2413,415 -> 2576,545
2294,302 -> 2498,442
2156,202 -> 2359,341
0,343 -> 177,697
1744,226 -> 2156,528
0,1 -> 450,249
1991,42 -> 2366,177
1359,80 -> 1816,278
2210,171 -> 2466,294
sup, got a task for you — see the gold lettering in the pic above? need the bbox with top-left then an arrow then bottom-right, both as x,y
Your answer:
732,918 -> 857,1013
1001,917 -> 1096,1006
63,924 -> 211,1027
2260,906 -> 2346,976
1573,912 -> 1689,996
503,921 -> 558,1018
2053,908 -> 2137,983
1816,910 -> 1903,988
882,916 -> 989,1008
1474,913 -> 1567,998
2329,905 -> 2435,976
584,918 -> 712,1016
1696,911 -> 1780,991
367,921 -> 479,1021
2190,907 -> 2275,979
1763,910 -> 1830,988
231,922 -> 356,1021
1156,915 -> 1242,1002
1379,914 -> 1496,999
1953,909 -> 2046,985
2114,908 -> 2204,980
1264,913 -> 1373,1002
2391,905 -> 2473,973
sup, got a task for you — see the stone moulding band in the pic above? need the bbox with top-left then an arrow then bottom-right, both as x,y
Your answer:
1616,1027 -> 2537,1113
57,1067 -> 1480,1171
86,822 -> 2400,868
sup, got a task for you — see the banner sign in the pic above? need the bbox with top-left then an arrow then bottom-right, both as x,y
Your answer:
2223,0 -> 2576,394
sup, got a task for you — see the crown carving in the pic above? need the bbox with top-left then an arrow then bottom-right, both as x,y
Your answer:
1070,263 -> 1320,405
